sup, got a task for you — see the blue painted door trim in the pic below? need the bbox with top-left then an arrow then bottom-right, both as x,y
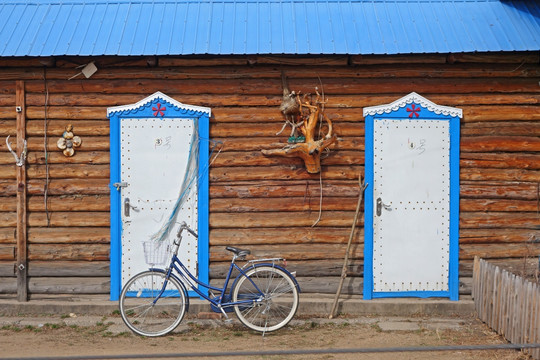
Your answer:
107,93 -> 210,301
362,93 -> 461,301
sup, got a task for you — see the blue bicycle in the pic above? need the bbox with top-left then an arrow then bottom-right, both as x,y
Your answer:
119,222 -> 300,337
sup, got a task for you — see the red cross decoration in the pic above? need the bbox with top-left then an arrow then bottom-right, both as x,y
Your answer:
406,103 -> 421,118
152,103 -> 166,117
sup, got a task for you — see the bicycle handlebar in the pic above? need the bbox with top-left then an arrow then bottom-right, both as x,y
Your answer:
177,221 -> 198,238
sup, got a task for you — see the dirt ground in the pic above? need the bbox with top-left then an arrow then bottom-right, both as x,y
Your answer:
0,314 -> 532,360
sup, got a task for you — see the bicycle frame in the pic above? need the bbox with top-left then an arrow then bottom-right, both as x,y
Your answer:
163,253 -> 266,312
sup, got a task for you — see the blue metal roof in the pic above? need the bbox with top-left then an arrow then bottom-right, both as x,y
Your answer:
0,0 -> 539,56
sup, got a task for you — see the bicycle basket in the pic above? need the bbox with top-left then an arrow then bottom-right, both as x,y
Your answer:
142,241 -> 170,266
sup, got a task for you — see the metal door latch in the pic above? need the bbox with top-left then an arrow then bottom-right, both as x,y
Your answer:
113,182 -> 129,191
376,197 -> 392,216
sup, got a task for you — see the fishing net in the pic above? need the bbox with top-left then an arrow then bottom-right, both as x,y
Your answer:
148,120 -> 220,244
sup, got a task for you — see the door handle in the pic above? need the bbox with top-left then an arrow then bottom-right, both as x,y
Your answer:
124,198 -> 131,217
376,197 -> 392,216
124,198 -> 138,217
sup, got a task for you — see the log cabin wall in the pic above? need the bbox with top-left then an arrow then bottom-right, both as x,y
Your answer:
0,52 -> 538,297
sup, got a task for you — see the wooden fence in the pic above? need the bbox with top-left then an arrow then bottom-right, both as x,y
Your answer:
472,256 -> 540,359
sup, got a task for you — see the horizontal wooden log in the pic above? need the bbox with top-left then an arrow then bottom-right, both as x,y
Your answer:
0,150 -> 109,166
210,165 -> 362,182
25,106 -> 110,121
460,243 -> 540,259
26,151 -> 109,165
1,179 -> 110,196
28,277 -> 109,294
26,165 -> 109,179
210,227 -> 362,246
208,276 -> 473,295
213,137 -> 364,152
0,228 -> 15,243
0,164 -> 109,180
461,122 -> 540,137
460,181 -> 539,200
28,227 -> 110,244
210,257 -> 539,279
211,122 -> 364,138
0,51 -> 536,70
18,77 -> 540,97
0,212 -> 109,227
460,153 -> 540,170
460,199 -> 539,212
27,244 -> 109,261
212,150 -> 362,168
460,212 -> 540,229
461,136 -> 540,152
210,211 -> 363,229
459,228 -> 540,244
29,195 -> 109,212
210,243 -> 364,262
281,276 -> 363,295
28,179 -> 110,195
460,168 -> 540,182
26,120 -> 110,136
210,196 -> 361,213
463,106 -> 540,122
0,261 -> 14,277
0,245 -> 15,260
26,136 -> 109,152
210,107 -> 362,123
0,166 -> 15,179
0,278 -> 15,293
0,195 -> 109,212
13,91 -> 539,109
446,52 -> 539,64
0,261 -> 110,277
210,259 -> 362,279
28,261 -> 110,277
210,180 -> 361,198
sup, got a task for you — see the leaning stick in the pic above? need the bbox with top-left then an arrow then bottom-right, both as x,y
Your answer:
329,173 -> 367,319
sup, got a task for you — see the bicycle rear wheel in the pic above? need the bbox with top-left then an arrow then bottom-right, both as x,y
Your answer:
232,265 -> 299,333
119,270 -> 186,337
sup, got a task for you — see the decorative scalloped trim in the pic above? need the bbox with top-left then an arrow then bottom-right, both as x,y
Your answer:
107,91 -> 211,117
363,92 -> 462,118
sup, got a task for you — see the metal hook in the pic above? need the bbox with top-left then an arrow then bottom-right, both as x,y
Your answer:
5,135 -> 27,167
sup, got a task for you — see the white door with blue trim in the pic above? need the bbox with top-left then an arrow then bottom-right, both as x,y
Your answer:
372,119 -> 450,293
363,92 -> 461,300
120,117 -> 198,288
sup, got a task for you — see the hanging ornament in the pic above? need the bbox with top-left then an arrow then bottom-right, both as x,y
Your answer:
57,124 -> 82,156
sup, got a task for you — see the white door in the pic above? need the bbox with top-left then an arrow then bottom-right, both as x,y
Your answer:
372,119 -> 450,293
120,117 -> 198,287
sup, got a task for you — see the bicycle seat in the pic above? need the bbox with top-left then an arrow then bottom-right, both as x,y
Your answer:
226,246 -> 251,257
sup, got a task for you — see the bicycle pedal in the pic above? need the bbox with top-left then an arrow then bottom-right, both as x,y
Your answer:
223,318 -> 234,324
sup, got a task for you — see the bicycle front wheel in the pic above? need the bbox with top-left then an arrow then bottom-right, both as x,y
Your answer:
232,265 -> 299,333
119,270 -> 187,337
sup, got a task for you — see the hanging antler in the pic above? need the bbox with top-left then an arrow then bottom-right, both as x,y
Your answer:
262,90 -> 337,173
5,135 -> 27,167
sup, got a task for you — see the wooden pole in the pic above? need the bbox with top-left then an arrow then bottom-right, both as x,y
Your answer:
16,80 -> 28,302
329,174 -> 367,319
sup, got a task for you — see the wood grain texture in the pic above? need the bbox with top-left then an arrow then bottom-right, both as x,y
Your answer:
0,53 -> 538,297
